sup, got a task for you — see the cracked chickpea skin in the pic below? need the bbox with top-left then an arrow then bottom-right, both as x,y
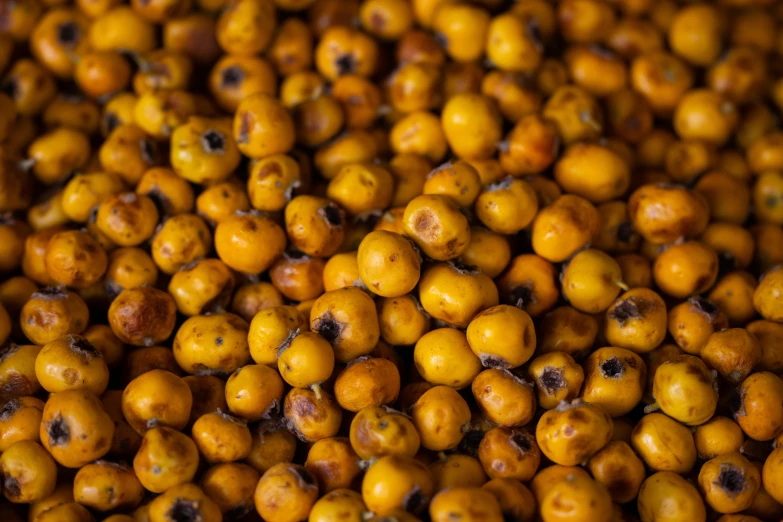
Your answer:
3,0 -> 783,520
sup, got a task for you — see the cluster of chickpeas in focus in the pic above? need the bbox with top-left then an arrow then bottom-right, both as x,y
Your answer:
2,0 -> 783,521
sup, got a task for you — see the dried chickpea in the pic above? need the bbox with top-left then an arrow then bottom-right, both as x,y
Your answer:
214,213 -> 287,274
638,472 -> 706,522
581,347 -> 646,417
225,364 -> 284,421
201,462 -> 259,517
349,406 -> 420,460
133,426 -> 199,493
21,288 -> 89,345
653,354 -> 718,426
284,387 -> 342,442
709,271 -> 758,325
0,396 -> 44,452
108,287 -> 176,346
246,425 -> 297,474
653,241 -> 718,299
731,371 -> 783,441
35,334 -> 109,395
418,262 -> 498,328
441,93 -> 502,160
73,461 -> 143,512
531,194 -> 599,263
415,327 -> 481,389
362,455 -> 433,516
0,440 -> 57,503
40,389 -> 114,468
536,400 -> 613,466
694,416 -> 744,460
191,410 -> 252,463
148,483 -> 221,522
588,441 -> 645,504
747,320 -> 783,373
122,369 -> 192,434
701,328 -> 762,384
309,489 -> 366,522
334,356 -> 399,411
304,437 -> 362,492
631,413 -> 697,473
482,478 -> 536,522
411,385 -> 471,452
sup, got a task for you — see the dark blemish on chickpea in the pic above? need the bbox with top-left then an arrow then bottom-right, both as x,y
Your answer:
46,415 -> 71,446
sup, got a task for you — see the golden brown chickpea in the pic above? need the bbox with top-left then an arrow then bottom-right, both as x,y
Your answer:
536,399 -> 613,466
432,3 -> 490,63
148,483 -> 221,522
674,89 -> 738,147
701,328 -> 762,384
631,413 -> 697,473
0,344 -> 38,404
411,385 -> 471,452
542,85 -> 604,144
362,454 -> 434,516
191,410 -> 252,463
699,452 -> 761,514
557,0 -> 616,43
73,461 -> 143,512
201,462 -> 259,517
35,334 -> 109,395
349,406 -> 420,460
122,369 -> 192,435
0,440 -> 57,503
109,287 -> 176,347
581,346 -> 646,417
245,424 -> 297,474
731,371 -> 783,441
531,194 -> 600,263
668,3 -> 726,67
304,437 -> 362,492
133,426 -> 199,493
0,396 -> 44,452
638,472 -> 706,522
628,184 -> 709,245
284,387 -> 342,442
335,356 -> 400,412
747,320 -> 783,373
478,427 -> 540,482
40,389 -> 114,468
21,288 -> 89,346
588,440 -> 646,504
694,416 -> 744,460
710,270 -> 758,325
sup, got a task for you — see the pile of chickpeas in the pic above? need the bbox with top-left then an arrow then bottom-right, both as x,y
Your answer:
2,0 -> 783,521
